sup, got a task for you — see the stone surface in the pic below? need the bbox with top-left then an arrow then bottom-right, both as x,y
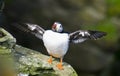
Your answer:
14,45 -> 78,76
0,28 -> 16,48
0,28 -> 16,76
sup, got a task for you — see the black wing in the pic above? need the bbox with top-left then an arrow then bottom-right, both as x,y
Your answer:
25,23 -> 45,39
69,30 -> 107,43
11,23 -> 45,40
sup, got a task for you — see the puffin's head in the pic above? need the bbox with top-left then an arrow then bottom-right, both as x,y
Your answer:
52,22 -> 63,32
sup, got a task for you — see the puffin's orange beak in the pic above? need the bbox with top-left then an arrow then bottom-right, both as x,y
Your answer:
52,24 -> 56,30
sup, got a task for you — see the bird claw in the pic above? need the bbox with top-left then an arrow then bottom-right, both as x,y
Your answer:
47,59 -> 52,64
56,63 -> 63,70
47,56 -> 52,64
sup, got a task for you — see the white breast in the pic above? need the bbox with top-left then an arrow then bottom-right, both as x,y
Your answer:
43,30 -> 69,58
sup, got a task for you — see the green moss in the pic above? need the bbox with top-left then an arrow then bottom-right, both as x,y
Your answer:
14,45 -> 78,76
0,46 -> 11,54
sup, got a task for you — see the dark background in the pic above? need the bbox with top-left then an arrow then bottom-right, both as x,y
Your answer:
0,0 -> 120,76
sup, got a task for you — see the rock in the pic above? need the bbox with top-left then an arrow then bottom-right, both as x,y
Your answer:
0,28 -> 16,76
0,28 -> 16,48
0,27 -> 78,76
14,45 -> 78,76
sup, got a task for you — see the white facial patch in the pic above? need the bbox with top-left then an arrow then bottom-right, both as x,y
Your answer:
56,24 -> 63,32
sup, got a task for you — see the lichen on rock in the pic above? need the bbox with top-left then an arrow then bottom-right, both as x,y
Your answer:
14,45 -> 78,76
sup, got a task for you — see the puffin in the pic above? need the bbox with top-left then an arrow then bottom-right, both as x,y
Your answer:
18,22 -> 107,70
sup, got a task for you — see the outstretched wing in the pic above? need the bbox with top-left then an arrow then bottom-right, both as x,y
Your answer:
11,23 -> 45,40
25,23 -> 45,39
69,30 -> 107,43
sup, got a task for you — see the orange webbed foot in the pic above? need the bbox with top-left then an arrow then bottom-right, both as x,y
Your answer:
56,58 -> 64,70
47,56 -> 52,64
56,63 -> 63,70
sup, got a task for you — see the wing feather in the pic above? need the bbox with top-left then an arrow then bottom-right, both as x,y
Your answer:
25,23 -> 45,39
69,30 -> 107,43
11,23 -> 45,40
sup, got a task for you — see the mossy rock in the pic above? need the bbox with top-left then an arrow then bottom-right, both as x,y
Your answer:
14,45 -> 78,76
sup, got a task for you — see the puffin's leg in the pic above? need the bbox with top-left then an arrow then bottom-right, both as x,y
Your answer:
56,58 -> 63,70
48,56 -> 53,64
